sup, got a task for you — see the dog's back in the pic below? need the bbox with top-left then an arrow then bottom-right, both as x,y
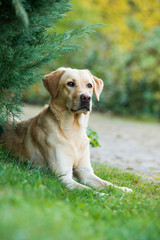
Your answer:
0,105 -> 51,164
0,119 -> 31,157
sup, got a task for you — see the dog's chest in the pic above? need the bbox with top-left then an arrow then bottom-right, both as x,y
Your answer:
47,126 -> 89,166
67,130 -> 89,167
46,114 -> 89,167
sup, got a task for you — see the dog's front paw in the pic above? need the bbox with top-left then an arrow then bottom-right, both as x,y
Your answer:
119,187 -> 133,193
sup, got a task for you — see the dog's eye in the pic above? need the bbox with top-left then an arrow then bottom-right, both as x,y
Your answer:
67,82 -> 75,87
87,83 -> 92,88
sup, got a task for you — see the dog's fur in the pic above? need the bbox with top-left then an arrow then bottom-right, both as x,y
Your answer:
1,68 -> 132,194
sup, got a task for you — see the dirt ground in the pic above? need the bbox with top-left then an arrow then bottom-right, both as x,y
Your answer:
22,105 -> 160,182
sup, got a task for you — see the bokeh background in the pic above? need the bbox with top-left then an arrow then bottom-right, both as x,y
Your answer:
1,2 -> 160,239
24,0 -> 160,120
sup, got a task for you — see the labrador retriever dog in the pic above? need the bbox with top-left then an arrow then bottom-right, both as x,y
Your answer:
1,67 -> 132,194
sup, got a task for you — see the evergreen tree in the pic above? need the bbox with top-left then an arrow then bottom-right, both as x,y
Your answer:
0,0 -> 95,128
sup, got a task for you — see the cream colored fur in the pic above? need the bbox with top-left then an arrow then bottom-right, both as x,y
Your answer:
1,68 -> 132,194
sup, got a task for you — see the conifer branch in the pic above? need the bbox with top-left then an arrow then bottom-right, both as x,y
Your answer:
12,0 -> 29,27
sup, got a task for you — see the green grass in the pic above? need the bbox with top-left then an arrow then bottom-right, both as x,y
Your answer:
0,148 -> 160,240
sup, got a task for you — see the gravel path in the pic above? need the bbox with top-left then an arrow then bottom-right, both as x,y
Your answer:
22,105 -> 160,182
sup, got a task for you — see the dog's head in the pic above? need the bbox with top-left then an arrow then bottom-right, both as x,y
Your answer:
42,67 -> 103,114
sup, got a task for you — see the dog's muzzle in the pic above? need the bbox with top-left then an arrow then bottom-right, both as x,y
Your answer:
71,94 -> 91,113
79,93 -> 91,111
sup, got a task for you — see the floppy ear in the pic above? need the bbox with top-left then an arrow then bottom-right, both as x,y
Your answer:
92,75 -> 104,101
42,69 -> 65,98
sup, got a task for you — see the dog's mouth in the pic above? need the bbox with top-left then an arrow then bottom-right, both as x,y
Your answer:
71,106 -> 90,113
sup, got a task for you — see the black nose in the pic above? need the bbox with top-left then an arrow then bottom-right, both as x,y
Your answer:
80,94 -> 91,103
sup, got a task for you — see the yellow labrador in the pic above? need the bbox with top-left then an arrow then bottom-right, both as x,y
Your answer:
1,67 -> 132,194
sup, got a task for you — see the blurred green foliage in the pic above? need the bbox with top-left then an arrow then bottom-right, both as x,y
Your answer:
87,127 -> 101,148
102,27 -> 160,118
24,0 -> 160,119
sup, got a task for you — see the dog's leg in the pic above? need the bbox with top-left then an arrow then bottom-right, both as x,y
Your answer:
58,169 -> 90,190
60,170 -> 108,196
47,149 -> 104,195
52,168 -> 106,196
74,165 -> 132,193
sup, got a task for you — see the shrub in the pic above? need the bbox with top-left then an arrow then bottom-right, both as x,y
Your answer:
0,0 -> 95,126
